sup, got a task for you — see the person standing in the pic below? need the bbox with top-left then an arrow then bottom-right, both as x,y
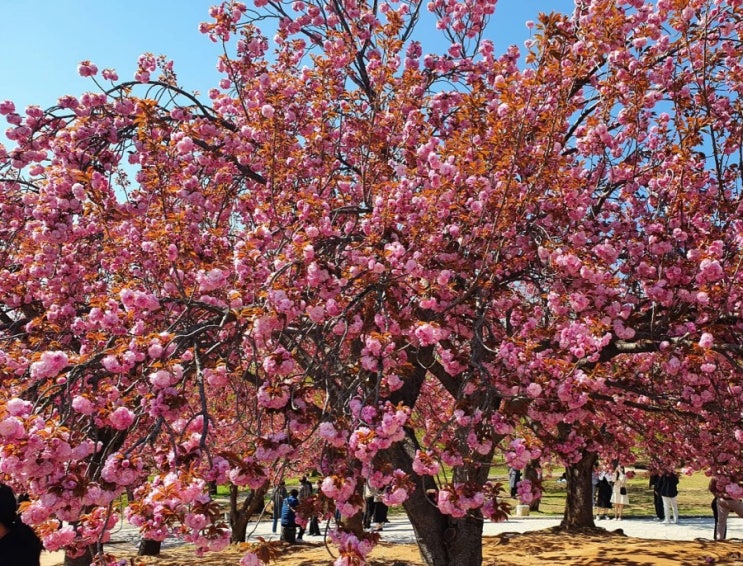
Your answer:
659,471 -> 680,524
0,484 -> 43,566
280,488 -> 300,543
270,481 -> 287,534
595,471 -> 613,520
298,476 -> 313,501
363,481 -> 376,529
372,487 -> 389,532
710,477 -> 743,541
591,464 -> 600,510
307,479 -> 322,536
610,465 -> 629,520
649,472 -> 665,522
297,476 -> 313,540
712,496 -> 722,540
508,467 -> 522,498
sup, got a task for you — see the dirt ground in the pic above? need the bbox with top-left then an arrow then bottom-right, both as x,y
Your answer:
41,529 -> 743,565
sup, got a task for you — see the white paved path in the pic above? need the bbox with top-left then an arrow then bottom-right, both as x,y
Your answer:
239,514 -> 738,544
41,513 -> 743,565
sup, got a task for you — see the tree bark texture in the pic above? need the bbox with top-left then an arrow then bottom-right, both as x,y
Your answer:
560,450 -> 598,530
137,538 -> 162,556
230,483 -> 269,543
524,460 -> 541,512
64,546 -> 93,566
390,428 -> 489,566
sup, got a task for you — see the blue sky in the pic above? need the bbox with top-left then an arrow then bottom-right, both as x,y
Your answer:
0,0 -> 574,112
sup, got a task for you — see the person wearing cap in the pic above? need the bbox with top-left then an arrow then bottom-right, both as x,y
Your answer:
0,484 -> 43,565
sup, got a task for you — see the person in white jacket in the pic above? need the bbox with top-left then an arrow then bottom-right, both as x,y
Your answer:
610,465 -> 629,520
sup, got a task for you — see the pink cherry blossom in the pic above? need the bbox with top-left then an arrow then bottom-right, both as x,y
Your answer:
699,333 -> 714,349
77,60 -> 98,77
29,350 -> 68,380
0,417 -> 24,439
109,407 -> 135,430
0,100 -> 15,114
6,398 -> 32,416
240,553 -> 266,566
2,1 -> 743,562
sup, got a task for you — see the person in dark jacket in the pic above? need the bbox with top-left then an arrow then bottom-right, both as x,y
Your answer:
508,467 -> 522,498
649,472 -> 665,521
659,471 -> 680,524
595,472 -> 613,520
280,489 -> 300,543
0,484 -> 43,566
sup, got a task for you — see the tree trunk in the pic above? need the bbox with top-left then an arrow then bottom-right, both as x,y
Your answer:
524,460 -> 541,512
336,486 -> 365,538
64,428 -> 128,566
229,482 -> 269,543
390,427 -> 491,566
375,346 -> 504,566
137,538 -> 162,556
560,450 -> 597,530
64,547 -> 93,566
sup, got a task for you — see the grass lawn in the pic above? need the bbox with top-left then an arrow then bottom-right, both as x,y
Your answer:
490,464 -> 715,518
219,464 -> 716,520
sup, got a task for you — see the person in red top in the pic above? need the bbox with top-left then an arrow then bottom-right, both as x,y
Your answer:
710,477 -> 743,541
0,484 -> 43,566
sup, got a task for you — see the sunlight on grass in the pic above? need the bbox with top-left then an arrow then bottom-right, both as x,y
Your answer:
488,463 -> 715,518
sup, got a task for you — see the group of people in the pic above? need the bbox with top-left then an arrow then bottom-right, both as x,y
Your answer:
601,466 -> 743,539
362,481 -> 389,532
594,465 -> 682,523
4,469 -> 743,561
271,475 -> 322,542
649,471 -> 680,524
593,464 -> 630,521
271,470 -> 743,544
270,475 -> 390,543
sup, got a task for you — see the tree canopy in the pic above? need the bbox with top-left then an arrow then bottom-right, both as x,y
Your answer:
1,1 -> 742,565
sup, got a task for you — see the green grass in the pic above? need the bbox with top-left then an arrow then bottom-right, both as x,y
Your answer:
497,466 -> 715,518
219,464 -> 716,519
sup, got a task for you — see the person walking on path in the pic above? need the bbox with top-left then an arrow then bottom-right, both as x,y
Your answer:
659,471 -> 680,524
610,465 -> 629,520
710,477 -> 743,541
649,472 -> 665,521
0,484 -> 43,566
270,480 -> 287,533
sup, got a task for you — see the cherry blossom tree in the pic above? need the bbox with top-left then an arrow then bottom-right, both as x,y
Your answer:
1,1 -> 743,565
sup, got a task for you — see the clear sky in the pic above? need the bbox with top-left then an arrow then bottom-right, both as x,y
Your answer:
0,0 -> 574,112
